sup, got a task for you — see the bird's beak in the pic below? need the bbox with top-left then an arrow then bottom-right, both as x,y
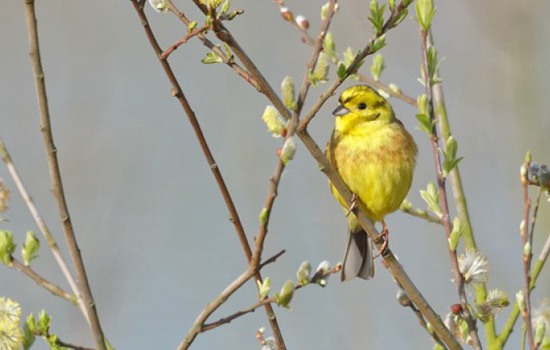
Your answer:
332,105 -> 350,116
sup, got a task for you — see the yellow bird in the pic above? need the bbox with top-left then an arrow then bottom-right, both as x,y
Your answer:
326,85 -> 417,281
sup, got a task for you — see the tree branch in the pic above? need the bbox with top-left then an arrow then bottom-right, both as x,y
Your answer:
0,135 -> 89,320
419,29 -> 481,350
426,29 -> 496,344
201,265 -> 341,332
497,224 -> 550,347
520,158 -> 535,349
21,1 -> 106,349
9,258 -> 75,304
356,74 -> 417,106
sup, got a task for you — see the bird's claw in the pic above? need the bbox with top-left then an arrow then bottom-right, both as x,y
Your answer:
373,223 -> 389,258
345,193 -> 359,217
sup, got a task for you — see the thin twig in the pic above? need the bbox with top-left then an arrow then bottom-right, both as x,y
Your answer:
160,25 -> 210,60
356,74 -> 417,106
0,135 -> 88,320
520,157 -> 535,350
129,2 -> 287,349
164,0 -> 260,91
497,226 -> 550,347
400,206 -> 444,225
34,329 -> 95,350
426,29 -> 495,343
9,258 -> 75,303
419,30 -> 481,350
295,0 -> 337,115
202,265 -> 342,332
270,0 -> 315,45
21,1 -> 106,349
189,0 -> 462,347
259,249 -> 286,270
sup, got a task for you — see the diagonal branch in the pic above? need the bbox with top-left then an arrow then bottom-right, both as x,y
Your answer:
21,1 -> 106,349
9,258 -> 75,303
0,135 -> 88,320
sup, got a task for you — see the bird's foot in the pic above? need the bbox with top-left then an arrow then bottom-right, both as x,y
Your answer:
373,221 -> 389,258
345,193 -> 359,217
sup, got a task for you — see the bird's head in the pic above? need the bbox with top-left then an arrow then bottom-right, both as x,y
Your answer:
332,85 -> 394,123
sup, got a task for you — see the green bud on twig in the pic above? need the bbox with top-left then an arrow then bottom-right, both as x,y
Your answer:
370,54 -> 385,81
38,310 -> 51,334
280,136 -> 297,165
22,230 -> 40,266
415,0 -> 436,31
310,52 -> 329,87
259,208 -> 269,226
281,76 -> 297,112
201,51 -> 223,64
324,32 -> 336,63
535,318 -> 546,346
420,182 -> 442,218
275,280 -> 295,309
523,242 -> 531,258
368,0 -> 386,35
296,261 -> 311,286
0,230 -> 15,266
516,291 -> 525,314
257,278 -> 271,300
448,217 -> 462,251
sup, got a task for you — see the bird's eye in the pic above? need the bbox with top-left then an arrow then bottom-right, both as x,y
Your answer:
357,103 -> 367,110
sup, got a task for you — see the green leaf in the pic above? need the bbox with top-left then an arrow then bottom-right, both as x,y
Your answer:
312,52 -> 329,86
276,280 -> 295,309
323,32 -> 336,63
187,21 -> 197,33
23,320 -> 36,350
38,310 -> 51,334
201,51 -> 223,64
420,182 -> 442,218
368,0 -> 386,35
22,230 -> 40,266
415,113 -> 434,136
337,62 -> 347,80
370,35 -> 386,53
393,8 -> 408,26
370,54 -> 385,81
415,0 -> 436,31
0,230 -> 15,266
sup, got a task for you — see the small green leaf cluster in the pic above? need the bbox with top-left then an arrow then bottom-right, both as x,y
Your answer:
368,0 -> 386,35
442,136 -> 463,177
420,182 -> 442,218
337,47 -> 365,80
0,230 -> 15,265
415,0 -> 436,31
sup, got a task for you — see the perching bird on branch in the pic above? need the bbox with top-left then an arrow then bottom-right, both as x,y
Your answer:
326,85 -> 417,281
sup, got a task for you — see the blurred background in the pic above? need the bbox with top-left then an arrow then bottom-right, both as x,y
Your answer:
1,0 -> 549,348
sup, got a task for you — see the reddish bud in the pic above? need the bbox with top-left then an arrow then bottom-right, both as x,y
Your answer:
450,304 -> 462,315
280,128 -> 287,137
276,148 -> 282,156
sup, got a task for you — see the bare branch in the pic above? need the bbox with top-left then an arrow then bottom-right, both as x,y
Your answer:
356,74 -> 418,106
0,135 -> 89,320
21,1 -> 106,348
9,258 -> 75,304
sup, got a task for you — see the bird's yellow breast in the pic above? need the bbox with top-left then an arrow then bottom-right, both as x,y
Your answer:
327,118 -> 417,223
